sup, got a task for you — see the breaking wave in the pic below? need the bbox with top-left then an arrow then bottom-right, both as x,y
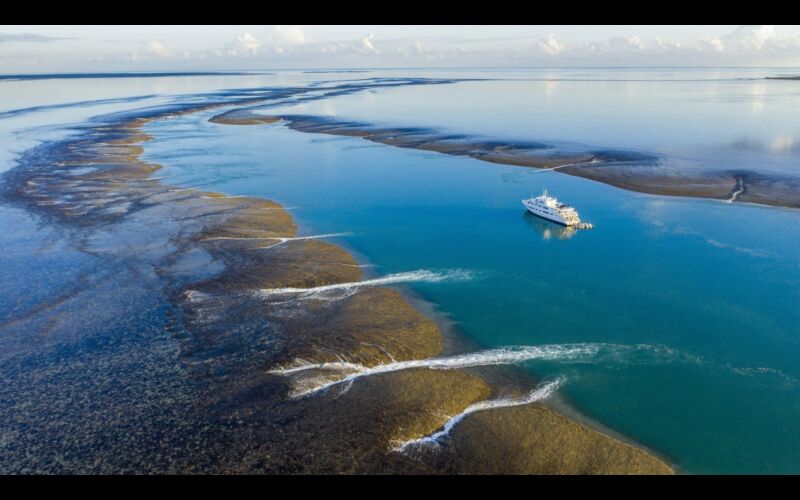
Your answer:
255,269 -> 473,301
394,377 -> 565,453
258,232 -> 352,248
201,232 -> 350,244
529,157 -> 603,174
268,343 -> 674,398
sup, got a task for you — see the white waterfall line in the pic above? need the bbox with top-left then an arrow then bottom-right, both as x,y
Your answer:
255,269 -> 472,301
529,157 -> 601,174
269,342 -> 681,399
201,236 -> 283,241
728,177 -> 745,203
393,377 -> 565,452
274,360 -> 365,376
268,344 -> 598,398
256,232 -> 352,248
200,194 -> 251,199
201,232 -> 350,243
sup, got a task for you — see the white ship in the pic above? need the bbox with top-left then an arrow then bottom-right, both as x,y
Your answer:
522,190 -> 591,228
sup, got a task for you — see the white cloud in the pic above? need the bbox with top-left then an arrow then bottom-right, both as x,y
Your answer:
145,40 -> 171,57
314,34 -> 381,57
6,25 -> 800,71
266,25 -> 309,46
653,36 -> 682,53
608,35 -> 646,53
219,26 -> 309,57
526,26 -> 799,63
396,40 -> 425,57
697,25 -> 800,55
699,37 -> 725,52
225,33 -> 262,56
725,25 -> 775,50
236,33 -> 261,51
536,34 -> 563,55
360,33 -> 380,55
122,27 -> 800,68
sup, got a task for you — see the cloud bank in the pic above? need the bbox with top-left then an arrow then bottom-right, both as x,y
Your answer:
0,33 -> 75,44
2,25 -> 800,71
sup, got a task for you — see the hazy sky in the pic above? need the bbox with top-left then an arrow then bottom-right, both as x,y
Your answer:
1,25 -> 799,72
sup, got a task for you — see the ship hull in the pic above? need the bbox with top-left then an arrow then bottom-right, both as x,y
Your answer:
522,200 -> 574,226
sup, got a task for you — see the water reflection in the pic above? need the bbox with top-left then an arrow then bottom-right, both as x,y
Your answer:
522,212 -> 577,240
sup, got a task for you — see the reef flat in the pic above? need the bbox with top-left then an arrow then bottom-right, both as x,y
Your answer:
209,109 -> 283,125
210,110 -> 800,209
0,86 -> 672,474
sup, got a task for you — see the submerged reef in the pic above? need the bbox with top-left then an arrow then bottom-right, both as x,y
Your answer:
0,83 -> 672,474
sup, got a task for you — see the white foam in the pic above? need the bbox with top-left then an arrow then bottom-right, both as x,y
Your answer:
268,344 -> 596,398
200,194 -> 248,199
255,269 -> 472,301
728,177 -> 745,203
257,232 -> 352,248
275,360 -> 365,376
201,236 -> 281,241
270,342 -> 682,398
530,157 -> 602,174
394,377 -> 565,452
201,232 -> 350,243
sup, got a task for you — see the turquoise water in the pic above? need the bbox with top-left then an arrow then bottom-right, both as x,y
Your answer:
3,69 -> 800,473
142,90 -> 800,473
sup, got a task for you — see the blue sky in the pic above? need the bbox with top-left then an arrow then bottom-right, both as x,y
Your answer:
1,25 -> 799,72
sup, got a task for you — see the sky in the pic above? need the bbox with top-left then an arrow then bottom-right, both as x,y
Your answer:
1,25 -> 800,72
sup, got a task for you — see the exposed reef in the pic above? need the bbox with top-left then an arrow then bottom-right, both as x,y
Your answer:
0,84 -> 672,473
435,403 -> 673,474
209,109 -> 283,125
211,110 -> 800,209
